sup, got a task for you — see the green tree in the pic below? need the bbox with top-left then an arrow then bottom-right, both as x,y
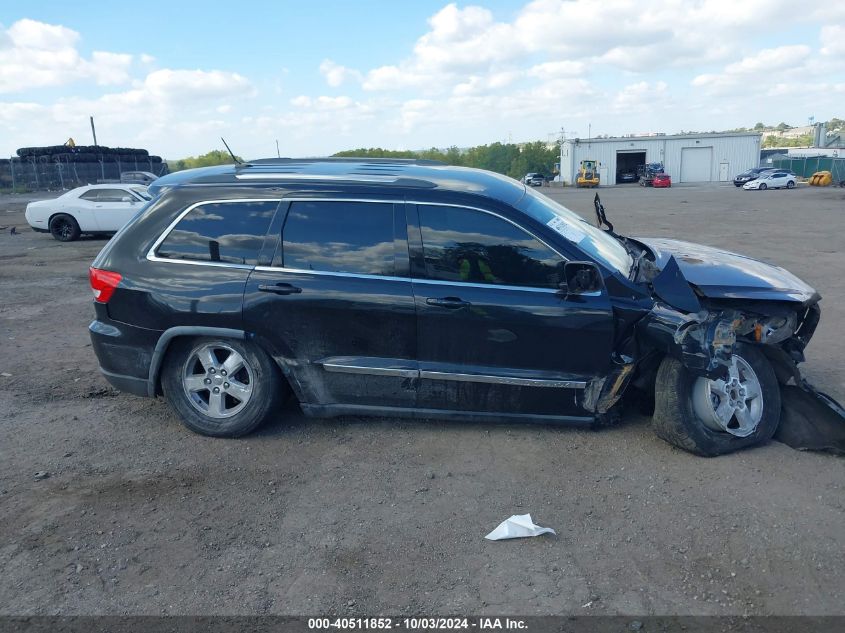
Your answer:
753,122 -> 766,130
168,149 -> 243,172
775,122 -> 791,132
762,134 -> 813,148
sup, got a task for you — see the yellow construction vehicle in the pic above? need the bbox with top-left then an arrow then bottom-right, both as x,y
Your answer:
576,159 -> 600,187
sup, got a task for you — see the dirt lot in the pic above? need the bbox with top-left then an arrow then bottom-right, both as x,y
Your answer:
1,183 -> 843,616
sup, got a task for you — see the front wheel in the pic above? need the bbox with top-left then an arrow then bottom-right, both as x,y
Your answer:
759,183 -> 767,190
652,344 -> 781,456
49,214 -> 81,242
161,337 -> 286,437
786,180 -> 795,189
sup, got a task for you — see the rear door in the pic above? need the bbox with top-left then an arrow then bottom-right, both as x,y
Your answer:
243,198 -> 417,411
408,201 -> 615,419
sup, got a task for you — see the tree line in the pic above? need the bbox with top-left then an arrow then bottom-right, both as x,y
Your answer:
167,142 -> 561,179
333,141 -> 561,179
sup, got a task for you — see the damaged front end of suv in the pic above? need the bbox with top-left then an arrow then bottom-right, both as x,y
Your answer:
583,196 -> 843,456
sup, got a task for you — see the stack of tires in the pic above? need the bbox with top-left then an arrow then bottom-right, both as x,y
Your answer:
2,145 -> 167,191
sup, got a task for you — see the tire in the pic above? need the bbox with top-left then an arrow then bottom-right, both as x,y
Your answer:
161,337 -> 286,437
652,344 -> 781,456
759,183 -> 767,190
786,180 -> 795,189
49,214 -> 81,242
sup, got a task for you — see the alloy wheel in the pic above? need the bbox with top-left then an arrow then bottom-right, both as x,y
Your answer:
692,354 -> 763,437
182,343 -> 254,419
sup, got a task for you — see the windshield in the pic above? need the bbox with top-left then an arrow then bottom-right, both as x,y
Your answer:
518,187 -> 633,275
131,187 -> 152,200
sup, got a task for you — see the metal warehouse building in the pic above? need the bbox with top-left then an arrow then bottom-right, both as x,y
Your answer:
560,132 -> 762,186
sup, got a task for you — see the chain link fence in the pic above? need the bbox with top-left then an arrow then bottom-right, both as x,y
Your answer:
771,155 -> 845,181
0,146 -> 169,192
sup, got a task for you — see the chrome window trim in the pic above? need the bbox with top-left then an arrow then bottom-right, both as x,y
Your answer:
253,265 -> 409,282
412,278 -> 558,294
146,198 -> 282,268
419,370 -> 586,389
407,200 -> 567,261
252,197 -> 567,292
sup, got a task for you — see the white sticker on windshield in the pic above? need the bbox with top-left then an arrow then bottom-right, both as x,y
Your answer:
546,216 -> 586,244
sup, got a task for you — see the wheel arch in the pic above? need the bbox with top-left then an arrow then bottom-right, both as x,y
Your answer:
149,327 -> 246,397
149,326 -> 298,400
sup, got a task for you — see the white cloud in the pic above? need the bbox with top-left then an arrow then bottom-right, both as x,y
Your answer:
0,19 -> 134,93
527,60 -> 585,78
820,24 -> 845,57
319,59 -> 361,87
144,69 -> 253,100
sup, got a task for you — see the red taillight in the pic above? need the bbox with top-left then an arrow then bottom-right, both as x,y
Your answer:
89,267 -> 122,303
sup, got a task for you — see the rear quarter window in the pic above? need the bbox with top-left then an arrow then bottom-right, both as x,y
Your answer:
155,200 -> 278,265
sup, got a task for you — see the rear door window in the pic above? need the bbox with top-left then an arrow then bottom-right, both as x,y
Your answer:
279,201 -> 396,276
417,204 -> 564,289
155,200 -> 278,265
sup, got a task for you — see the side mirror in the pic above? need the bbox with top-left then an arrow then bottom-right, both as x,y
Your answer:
561,261 -> 603,295
122,196 -> 135,203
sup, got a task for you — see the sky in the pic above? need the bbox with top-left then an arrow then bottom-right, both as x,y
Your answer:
1,0 -> 843,160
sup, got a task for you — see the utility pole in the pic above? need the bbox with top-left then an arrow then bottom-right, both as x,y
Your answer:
90,116 -> 98,147
275,139 -> 281,158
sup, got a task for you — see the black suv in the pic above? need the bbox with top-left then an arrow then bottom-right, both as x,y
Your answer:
89,158 -> 822,456
733,167 -> 774,187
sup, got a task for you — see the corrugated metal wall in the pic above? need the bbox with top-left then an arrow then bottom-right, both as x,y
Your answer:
561,134 -> 761,186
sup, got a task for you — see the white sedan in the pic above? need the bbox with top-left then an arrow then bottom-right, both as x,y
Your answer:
25,184 -> 151,241
743,171 -> 797,190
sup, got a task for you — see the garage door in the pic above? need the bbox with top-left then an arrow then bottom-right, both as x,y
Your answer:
680,147 -> 713,182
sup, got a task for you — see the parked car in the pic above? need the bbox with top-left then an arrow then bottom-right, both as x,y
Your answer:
120,171 -> 159,185
523,173 -> 546,186
616,171 -> 638,184
25,184 -> 151,241
638,162 -> 665,186
743,171 -> 797,190
733,167 -> 775,187
90,158 -> 822,456
652,173 -> 672,188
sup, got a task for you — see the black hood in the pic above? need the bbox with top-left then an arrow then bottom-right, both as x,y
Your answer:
634,237 -> 818,303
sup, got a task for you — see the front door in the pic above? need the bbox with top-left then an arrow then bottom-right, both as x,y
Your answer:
408,202 -> 615,419
243,198 -> 417,411
90,188 -> 140,230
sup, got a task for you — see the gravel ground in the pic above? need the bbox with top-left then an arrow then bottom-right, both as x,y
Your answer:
0,183 -> 843,616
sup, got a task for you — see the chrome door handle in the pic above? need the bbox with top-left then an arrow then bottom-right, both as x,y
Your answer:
426,296 -> 470,309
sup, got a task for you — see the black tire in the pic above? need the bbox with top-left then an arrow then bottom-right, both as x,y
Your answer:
786,180 -> 795,189
49,214 -> 81,242
759,183 -> 767,190
652,344 -> 781,456
161,337 -> 285,437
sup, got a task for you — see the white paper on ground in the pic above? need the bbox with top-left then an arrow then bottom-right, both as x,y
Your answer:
485,514 -> 556,540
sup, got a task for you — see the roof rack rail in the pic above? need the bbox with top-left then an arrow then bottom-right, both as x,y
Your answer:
241,157 -> 446,167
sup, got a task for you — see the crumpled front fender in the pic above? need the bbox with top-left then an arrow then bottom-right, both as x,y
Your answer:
637,303 -> 737,378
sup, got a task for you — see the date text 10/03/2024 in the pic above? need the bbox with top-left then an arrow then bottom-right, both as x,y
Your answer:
307,618 -> 527,630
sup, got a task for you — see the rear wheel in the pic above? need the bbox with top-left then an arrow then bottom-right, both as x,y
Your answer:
161,337 -> 285,437
652,344 -> 781,456
49,214 -> 80,242
759,183 -> 767,190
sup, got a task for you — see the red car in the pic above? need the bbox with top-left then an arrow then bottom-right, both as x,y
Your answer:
653,173 -> 671,188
